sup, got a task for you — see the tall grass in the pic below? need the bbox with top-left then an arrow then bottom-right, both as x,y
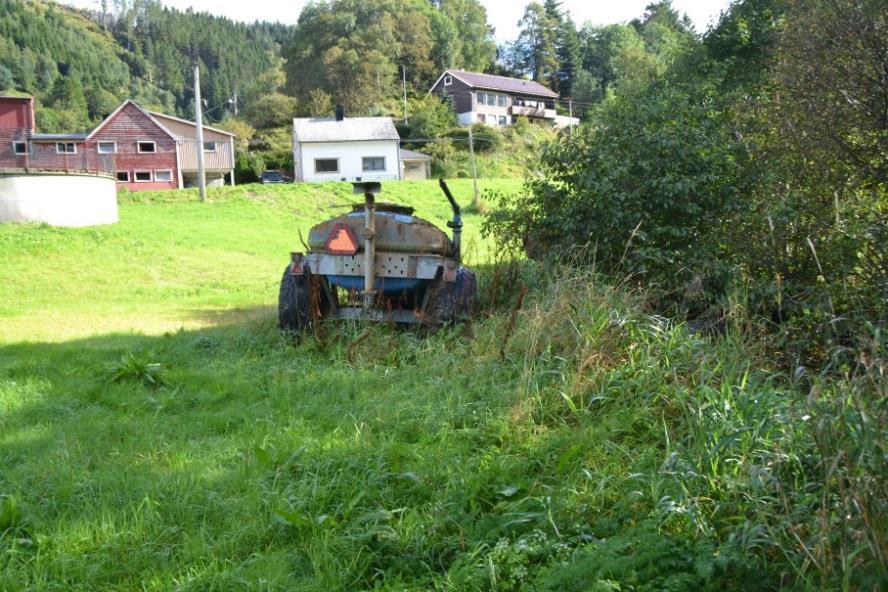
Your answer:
2,260 -> 883,590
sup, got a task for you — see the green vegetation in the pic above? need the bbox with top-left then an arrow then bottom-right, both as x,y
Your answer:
0,179 -> 517,343
1,198 -> 884,587
283,0 -> 495,115
0,0 -> 288,130
487,0 -> 887,364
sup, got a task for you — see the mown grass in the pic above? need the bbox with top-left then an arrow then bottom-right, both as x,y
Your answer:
0,179 -> 518,343
1,182 -> 885,590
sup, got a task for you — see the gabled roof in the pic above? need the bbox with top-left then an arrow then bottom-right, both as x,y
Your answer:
86,99 -> 176,140
148,110 -> 236,137
399,148 -> 432,161
433,69 -> 559,98
293,117 -> 400,143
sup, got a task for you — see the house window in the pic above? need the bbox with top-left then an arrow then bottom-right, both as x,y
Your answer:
477,113 -> 485,123
154,169 -> 173,182
497,94 -> 507,107
116,171 -> 130,182
137,141 -> 156,153
314,158 -> 339,173
97,141 -> 116,154
498,115 -> 508,126
487,114 -> 497,124
13,142 -> 28,155
56,142 -> 76,154
477,92 -> 485,106
362,156 -> 385,172
444,75 -> 452,86
134,170 -> 152,182
203,141 -> 217,152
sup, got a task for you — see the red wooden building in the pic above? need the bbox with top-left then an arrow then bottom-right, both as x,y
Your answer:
1,97 -> 234,191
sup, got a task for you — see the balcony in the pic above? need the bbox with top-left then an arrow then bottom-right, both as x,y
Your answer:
510,104 -> 556,119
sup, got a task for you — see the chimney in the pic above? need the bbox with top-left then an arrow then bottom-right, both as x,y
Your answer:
335,104 -> 344,121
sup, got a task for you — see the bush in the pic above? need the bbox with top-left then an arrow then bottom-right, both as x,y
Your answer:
484,80 -> 752,311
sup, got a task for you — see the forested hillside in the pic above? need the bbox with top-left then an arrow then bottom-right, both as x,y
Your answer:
0,0 -> 291,131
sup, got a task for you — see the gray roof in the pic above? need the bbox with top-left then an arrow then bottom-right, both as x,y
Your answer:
149,111 -> 236,136
293,117 -> 400,143
31,133 -> 87,141
399,148 -> 432,161
447,70 -> 558,98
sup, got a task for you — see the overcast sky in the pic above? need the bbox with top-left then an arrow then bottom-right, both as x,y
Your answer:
63,0 -> 734,40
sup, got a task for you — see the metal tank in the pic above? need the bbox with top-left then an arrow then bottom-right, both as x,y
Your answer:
278,180 -> 476,330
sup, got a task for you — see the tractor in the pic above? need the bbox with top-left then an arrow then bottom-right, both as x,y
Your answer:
278,180 -> 476,331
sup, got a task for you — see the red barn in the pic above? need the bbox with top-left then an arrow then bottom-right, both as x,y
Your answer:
0,96 -> 36,171
1,96 -> 235,190
87,100 -> 179,190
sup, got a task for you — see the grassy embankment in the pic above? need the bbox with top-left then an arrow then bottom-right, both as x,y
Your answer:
1,180 -> 884,590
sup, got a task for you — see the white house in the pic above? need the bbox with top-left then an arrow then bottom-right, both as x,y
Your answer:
292,114 -> 401,182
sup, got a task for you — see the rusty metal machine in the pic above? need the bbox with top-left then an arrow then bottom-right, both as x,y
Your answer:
278,180 -> 476,330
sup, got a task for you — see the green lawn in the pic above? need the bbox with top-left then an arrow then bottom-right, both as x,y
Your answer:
0,179 -> 518,343
0,180 -> 881,590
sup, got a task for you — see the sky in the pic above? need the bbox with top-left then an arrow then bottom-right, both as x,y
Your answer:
63,0 -> 734,40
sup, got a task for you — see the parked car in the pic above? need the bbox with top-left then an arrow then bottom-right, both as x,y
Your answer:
261,170 -> 285,184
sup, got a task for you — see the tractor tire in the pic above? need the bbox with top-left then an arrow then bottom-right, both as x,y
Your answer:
426,266 -> 477,326
278,264 -> 332,332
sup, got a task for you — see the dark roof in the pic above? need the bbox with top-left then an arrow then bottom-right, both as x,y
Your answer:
446,70 -> 558,98
31,133 -> 87,141
399,148 -> 432,161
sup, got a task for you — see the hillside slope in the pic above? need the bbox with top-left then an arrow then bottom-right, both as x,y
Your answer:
0,0 -> 288,130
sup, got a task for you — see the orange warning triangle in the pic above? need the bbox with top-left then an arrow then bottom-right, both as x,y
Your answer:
325,223 -> 359,254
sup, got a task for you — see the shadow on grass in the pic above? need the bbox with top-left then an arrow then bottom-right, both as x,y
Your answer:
0,313 -> 537,590
183,304 -> 276,328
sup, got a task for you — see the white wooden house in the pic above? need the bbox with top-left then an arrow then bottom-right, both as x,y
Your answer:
292,114 -> 401,183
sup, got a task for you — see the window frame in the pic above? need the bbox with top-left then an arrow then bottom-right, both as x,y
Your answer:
116,171 -> 130,182
97,141 -> 117,154
133,170 -> 153,183
314,158 -> 339,174
497,94 -> 507,107
136,141 -> 156,154
498,115 -> 508,126
153,169 -> 173,183
12,141 -> 28,155
443,75 -> 452,86
362,156 -> 386,172
56,142 -> 77,154
202,141 -> 217,152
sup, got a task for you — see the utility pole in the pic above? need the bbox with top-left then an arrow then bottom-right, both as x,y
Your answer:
194,64 -> 206,202
401,65 -> 408,125
568,97 -> 574,137
467,126 -> 479,209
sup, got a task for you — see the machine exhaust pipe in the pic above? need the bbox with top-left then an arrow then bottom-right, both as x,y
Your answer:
438,179 -> 462,264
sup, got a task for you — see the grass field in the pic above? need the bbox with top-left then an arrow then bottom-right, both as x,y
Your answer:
0,180 -> 884,590
0,179 -> 517,343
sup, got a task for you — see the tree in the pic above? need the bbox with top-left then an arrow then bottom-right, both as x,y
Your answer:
0,64 -> 13,92
485,79 -> 748,289
243,93 -> 298,129
554,15 -> 581,96
515,2 -> 558,85
405,94 -> 456,139
438,0 -> 496,71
